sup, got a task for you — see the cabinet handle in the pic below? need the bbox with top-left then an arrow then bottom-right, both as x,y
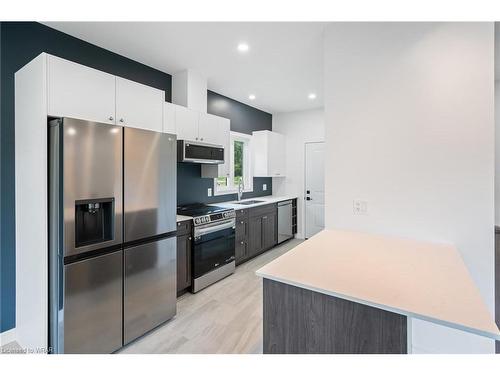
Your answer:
240,221 -> 244,224
263,216 -> 267,220
109,116 -> 114,121
119,118 -> 124,123
188,236 -> 192,240
196,137 -> 199,140
241,241 -> 244,245
201,137 -> 204,141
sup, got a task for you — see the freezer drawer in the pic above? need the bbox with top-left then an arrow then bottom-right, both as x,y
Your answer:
124,237 -> 177,344
63,251 -> 123,354
124,128 -> 177,242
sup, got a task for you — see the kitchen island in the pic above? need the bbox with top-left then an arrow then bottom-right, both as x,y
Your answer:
256,229 -> 500,354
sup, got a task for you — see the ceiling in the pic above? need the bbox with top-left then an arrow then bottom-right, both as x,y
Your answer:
44,22 -> 326,114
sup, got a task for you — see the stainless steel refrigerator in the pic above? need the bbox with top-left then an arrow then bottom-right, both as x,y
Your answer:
48,118 -> 177,353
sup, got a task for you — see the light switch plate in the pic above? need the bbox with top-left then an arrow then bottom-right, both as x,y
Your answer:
353,199 -> 368,215
208,188 -> 212,197
263,184 -> 267,191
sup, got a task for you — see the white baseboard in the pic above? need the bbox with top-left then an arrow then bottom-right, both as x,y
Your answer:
0,328 -> 17,346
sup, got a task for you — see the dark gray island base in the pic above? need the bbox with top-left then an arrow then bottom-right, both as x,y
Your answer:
263,279 -> 407,354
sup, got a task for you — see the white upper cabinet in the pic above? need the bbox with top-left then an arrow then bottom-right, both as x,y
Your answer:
200,116 -> 231,178
217,117 -> 231,177
198,113 -> 224,145
115,77 -> 164,132
47,55 -> 116,124
163,102 -> 176,134
252,130 -> 286,177
175,105 -> 199,141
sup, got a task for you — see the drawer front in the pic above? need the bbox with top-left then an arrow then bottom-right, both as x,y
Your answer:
176,220 -> 192,236
236,208 -> 248,220
249,203 -> 277,218
236,219 -> 248,240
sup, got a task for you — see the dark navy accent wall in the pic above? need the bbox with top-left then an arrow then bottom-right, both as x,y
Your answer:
176,91 -> 273,206
0,22 -> 173,333
0,22 -> 273,333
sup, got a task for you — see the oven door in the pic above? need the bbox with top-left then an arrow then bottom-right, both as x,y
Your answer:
193,223 -> 235,279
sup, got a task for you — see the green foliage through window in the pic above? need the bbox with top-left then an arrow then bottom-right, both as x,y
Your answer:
216,177 -> 227,187
234,140 -> 244,185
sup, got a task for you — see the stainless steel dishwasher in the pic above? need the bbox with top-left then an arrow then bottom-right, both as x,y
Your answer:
277,200 -> 293,244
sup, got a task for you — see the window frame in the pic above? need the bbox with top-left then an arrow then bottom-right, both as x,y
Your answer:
214,131 -> 254,196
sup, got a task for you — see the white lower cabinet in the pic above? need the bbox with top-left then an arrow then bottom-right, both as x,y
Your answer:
116,77 -> 164,132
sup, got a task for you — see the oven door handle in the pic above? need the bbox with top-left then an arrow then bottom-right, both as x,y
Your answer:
194,219 -> 236,237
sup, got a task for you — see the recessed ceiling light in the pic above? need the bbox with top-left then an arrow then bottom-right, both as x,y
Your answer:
249,94 -> 256,100
308,93 -> 317,100
237,43 -> 249,53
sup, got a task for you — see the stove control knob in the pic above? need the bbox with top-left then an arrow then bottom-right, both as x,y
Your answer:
195,218 -> 200,225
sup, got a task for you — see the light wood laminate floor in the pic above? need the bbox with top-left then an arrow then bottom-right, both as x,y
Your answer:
120,239 -> 302,354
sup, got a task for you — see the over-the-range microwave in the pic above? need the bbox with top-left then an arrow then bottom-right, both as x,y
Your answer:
177,140 -> 224,164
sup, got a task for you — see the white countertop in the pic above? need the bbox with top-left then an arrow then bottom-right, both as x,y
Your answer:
176,214 -> 192,222
176,196 -> 295,223
210,195 -> 296,210
256,229 -> 500,340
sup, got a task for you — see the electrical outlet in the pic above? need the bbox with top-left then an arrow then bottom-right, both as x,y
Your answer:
207,188 -> 212,197
353,200 -> 368,215
263,184 -> 267,191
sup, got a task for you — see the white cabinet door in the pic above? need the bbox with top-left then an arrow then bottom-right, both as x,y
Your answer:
47,55 -> 116,124
198,113 -> 222,145
116,77 -> 164,131
175,105 -> 199,141
218,117 -> 231,177
252,130 -> 286,177
269,131 -> 286,177
163,102 -> 176,134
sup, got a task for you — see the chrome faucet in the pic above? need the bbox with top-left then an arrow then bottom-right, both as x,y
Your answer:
237,179 -> 244,201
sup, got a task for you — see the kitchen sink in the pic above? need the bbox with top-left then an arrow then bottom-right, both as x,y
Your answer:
234,200 -> 265,205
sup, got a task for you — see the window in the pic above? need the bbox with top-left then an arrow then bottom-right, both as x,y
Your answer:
214,131 -> 253,195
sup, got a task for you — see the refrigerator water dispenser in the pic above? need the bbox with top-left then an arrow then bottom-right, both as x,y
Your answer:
75,198 -> 114,247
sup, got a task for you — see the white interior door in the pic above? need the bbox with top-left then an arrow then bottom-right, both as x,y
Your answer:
305,142 -> 325,238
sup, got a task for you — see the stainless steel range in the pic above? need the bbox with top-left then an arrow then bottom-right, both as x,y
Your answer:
177,204 -> 236,293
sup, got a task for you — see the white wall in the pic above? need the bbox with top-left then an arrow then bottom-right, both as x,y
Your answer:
324,22 -> 495,353
272,109 -> 325,239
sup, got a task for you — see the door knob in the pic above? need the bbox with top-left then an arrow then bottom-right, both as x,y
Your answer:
306,197 -> 311,201
306,190 -> 310,194
119,118 -> 124,123
109,116 -> 114,121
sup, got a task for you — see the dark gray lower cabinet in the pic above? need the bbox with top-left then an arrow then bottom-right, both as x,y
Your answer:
263,279 -> 407,354
234,203 -> 280,265
235,239 -> 247,264
248,215 -> 264,258
177,233 -> 192,294
495,226 -> 500,353
176,220 -> 193,295
262,211 -> 277,250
